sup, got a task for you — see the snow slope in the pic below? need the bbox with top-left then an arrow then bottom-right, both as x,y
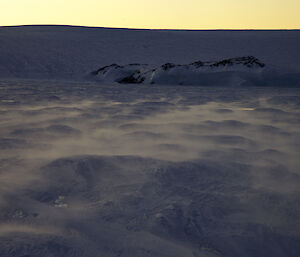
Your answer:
0,25 -> 300,84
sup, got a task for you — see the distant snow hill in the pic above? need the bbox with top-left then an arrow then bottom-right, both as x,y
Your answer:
0,25 -> 300,86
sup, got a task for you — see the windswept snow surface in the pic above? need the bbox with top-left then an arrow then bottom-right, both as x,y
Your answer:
0,26 -> 300,257
0,80 -> 300,257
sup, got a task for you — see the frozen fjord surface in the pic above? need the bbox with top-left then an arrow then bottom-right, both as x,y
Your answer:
0,25 -> 300,85
0,80 -> 300,257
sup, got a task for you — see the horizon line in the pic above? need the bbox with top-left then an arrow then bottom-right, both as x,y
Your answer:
1,24 -> 300,31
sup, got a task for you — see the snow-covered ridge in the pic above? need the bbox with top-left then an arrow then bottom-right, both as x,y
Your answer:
91,56 -> 269,85
1,26 -> 300,82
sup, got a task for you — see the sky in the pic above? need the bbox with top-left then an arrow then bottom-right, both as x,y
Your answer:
1,0 -> 300,29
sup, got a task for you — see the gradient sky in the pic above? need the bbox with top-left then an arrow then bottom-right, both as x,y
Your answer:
1,0 -> 300,29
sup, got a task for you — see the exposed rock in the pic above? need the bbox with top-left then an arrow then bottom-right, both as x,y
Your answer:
91,56 -> 266,85
210,56 -> 265,68
161,63 -> 178,71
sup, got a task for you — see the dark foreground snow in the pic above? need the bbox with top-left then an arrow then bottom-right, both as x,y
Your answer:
0,80 -> 300,257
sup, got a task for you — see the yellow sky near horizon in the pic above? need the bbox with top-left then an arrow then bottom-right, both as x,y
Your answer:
1,0 -> 300,29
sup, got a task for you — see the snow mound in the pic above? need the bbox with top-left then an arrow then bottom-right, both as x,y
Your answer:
91,56 -> 269,86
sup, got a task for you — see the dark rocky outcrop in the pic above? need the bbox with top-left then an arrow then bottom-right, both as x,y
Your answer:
91,56 -> 266,85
